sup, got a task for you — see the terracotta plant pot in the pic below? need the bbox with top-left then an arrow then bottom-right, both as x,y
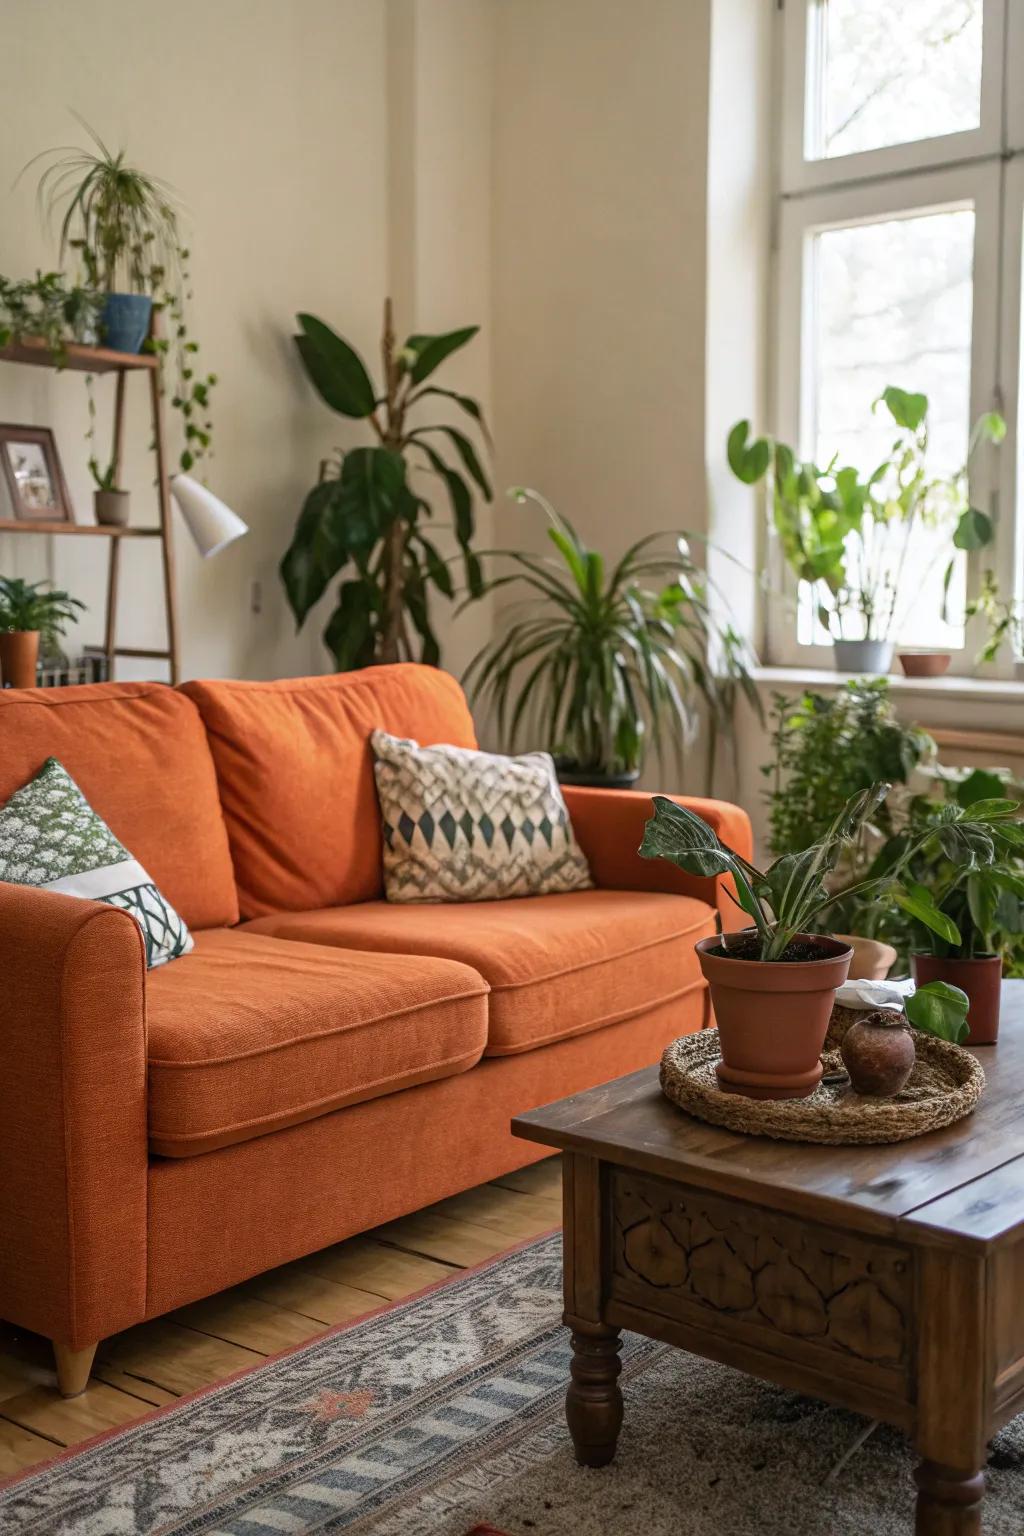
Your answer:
835,933 -> 897,981
899,651 -> 951,678
0,629 -> 40,688
840,1010 -> 916,1096
696,933 -> 853,1100
94,488 -> 130,527
911,953 -> 1002,1045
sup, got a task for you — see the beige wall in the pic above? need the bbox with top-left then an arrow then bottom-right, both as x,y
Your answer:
491,0 -> 713,563
1,0 -> 768,732
1,0 -> 500,683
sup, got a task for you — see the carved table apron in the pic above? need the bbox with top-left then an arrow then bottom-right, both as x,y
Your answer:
513,1001 -> 1024,1536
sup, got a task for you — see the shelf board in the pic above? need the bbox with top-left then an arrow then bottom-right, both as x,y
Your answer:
0,520 -> 161,538
0,338 -> 158,374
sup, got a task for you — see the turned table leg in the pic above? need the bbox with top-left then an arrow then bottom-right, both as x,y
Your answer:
52,1341 -> 99,1398
566,1322 -> 622,1467
914,1460 -> 985,1535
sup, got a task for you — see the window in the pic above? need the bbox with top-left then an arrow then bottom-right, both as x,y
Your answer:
771,0 -> 1023,676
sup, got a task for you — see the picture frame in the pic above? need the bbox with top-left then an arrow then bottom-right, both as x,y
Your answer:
0,424 -> 74,525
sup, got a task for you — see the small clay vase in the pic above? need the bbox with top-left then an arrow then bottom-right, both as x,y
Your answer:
840,1009 -> 916,1096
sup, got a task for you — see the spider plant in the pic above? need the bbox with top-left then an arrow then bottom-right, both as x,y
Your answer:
30,119 -> 180,294
25,120 -> 216,473
462,489 -> 758,785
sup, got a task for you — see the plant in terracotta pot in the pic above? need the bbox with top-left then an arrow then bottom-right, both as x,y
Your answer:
0,577 -> 85,688
866,768 -> 1024,1042
639,784 -> 1010,1099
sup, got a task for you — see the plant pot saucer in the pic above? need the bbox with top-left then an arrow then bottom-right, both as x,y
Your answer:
715,1060 -> 823,1099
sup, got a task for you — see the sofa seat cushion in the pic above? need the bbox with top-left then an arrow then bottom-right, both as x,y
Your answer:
145,928 -> 489,1157
242,889 -> 715,1056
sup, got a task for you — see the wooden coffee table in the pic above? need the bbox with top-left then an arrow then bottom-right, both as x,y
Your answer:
513,982 -> 1024,1535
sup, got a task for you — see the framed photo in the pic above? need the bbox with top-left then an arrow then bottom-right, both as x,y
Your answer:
0,425 -> 74,525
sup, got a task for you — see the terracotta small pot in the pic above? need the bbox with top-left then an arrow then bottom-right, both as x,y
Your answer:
696,933 -> 853,1100
835,933 -> 897,982
911,953 -> 1002,1045
94,488 -> 130,527
0,629 -> 40,688
899,651 -> 951,678
840,1010 -> 916,1096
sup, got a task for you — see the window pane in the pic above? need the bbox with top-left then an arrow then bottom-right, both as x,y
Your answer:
799,206 -> 975,649
814,0 -> 983,161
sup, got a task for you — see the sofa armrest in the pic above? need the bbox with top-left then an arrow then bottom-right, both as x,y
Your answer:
562,786 -> 753,922
0,882 -> 149,1347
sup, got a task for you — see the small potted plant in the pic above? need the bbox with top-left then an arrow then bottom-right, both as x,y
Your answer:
462,488 -> 759,788
640,783 -> 1019,1098
728,388 -> 1004,675
90,459 -> 129,527
0,577 -> 85,688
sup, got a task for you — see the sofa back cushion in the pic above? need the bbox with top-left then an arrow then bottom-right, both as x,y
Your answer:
0,682 -> 238,929
180,664 -> 477,917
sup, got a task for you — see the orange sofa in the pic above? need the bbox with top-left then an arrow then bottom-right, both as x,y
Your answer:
0,664 -> 751,1395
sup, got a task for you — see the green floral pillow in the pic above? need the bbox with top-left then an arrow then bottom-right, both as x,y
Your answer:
0,756 -> 193,968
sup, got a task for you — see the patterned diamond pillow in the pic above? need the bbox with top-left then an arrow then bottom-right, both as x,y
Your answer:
0,757 -> 193,968
372,730 -> 593,903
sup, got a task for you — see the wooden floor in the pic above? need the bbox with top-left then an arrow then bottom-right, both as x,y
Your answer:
0,1155 -> 562,1480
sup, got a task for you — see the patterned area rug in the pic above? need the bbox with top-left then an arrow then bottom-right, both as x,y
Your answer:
2,1233 -> 1024,1534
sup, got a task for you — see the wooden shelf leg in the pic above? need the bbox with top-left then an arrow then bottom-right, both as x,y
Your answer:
104,537 -> 120,680
148,366 -> 180,685
53,1340 -> 99,1398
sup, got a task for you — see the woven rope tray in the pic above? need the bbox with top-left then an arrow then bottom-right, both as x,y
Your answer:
660,1005 -> 985,1145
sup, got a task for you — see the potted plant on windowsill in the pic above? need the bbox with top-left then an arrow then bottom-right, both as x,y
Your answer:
639,783 -> 1019,1099
0,577 -> 85,688
727,388 -> 1004,675
462,488 -> 759,790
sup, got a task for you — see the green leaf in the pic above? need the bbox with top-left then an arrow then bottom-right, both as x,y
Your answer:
323,579 -> 377,669
412,425 -> 492,499
894,885 -> 961,946
955,769 -> 1010,808
953,507 -> 993,551
294,314 -> 376,418
279,447 -> 406,626
727,420 -> 771,485
905,980 -> 970,1044
405,326 -> 479,385
881,386 -> 928,432
409,385 -> 493,445
279,479 -> 350,625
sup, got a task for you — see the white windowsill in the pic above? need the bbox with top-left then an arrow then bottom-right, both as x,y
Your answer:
751,666 -> 1024,707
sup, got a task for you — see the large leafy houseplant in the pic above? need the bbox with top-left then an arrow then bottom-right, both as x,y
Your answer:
462,489 -> 758,786
29,122 -> 216,473
728,386 -> 1004,658
281,301 -> 490,668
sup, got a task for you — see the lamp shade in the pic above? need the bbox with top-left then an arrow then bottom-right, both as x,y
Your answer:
171,474 -> 248,558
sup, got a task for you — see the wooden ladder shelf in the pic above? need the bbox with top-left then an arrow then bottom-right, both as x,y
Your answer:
0,336 -> 180,683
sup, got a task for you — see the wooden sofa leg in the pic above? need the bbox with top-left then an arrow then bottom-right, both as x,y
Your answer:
53,1341 -> 99,1398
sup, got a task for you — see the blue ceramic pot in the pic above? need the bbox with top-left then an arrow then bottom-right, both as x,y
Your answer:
101,293 -> 153,354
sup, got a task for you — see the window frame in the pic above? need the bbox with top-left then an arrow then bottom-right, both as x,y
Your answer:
768,0 -> 1021,679
779,0 -> 1005,195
